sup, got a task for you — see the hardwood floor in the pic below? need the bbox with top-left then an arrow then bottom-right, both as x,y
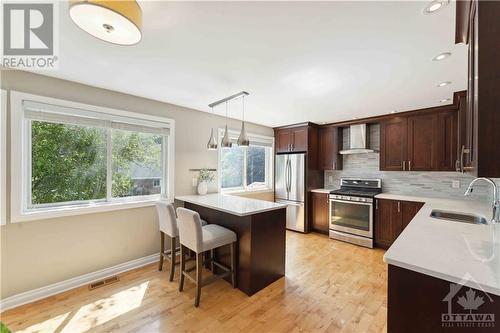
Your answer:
1,232 -> 388,333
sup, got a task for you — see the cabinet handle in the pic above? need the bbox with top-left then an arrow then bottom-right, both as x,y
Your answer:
397,201 -> 401,213
291,143 -> 294,151
333,162 -> 336,170
376,200 -> 378,210
402,161 -> 406,171
408,160 -> 412,171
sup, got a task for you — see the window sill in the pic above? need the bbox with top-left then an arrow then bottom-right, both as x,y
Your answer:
11,197 -> 171,223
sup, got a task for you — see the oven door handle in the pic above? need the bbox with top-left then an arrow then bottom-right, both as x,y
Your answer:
329,198 -> 373,206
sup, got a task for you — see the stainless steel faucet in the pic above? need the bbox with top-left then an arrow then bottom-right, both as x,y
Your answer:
465,177 -> 500,224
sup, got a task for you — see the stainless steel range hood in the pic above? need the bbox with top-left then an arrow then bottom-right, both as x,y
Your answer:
339,124 -> 378,155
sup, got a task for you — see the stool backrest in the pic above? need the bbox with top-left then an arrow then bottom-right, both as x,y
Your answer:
176,207 -> 203,253
155,201 -> 177,237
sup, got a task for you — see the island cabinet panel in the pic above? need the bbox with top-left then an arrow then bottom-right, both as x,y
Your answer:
310,192 -> 329,234
318,126 -> 342,170
388,264 -> 500,333
375,199 -> 424,249
380,117 -> 407,171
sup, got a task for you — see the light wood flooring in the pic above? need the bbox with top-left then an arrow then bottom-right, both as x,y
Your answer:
1,232 -> 388,333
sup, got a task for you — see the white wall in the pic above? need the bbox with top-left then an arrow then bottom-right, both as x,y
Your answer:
0,69 -> 273,298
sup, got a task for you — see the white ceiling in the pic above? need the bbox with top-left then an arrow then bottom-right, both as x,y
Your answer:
38,1 -> 467,127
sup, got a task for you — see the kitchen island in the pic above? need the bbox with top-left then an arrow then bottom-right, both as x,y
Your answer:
175,194 -> 287,296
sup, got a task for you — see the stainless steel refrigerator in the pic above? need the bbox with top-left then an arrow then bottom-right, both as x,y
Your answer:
275,153 -> 306,232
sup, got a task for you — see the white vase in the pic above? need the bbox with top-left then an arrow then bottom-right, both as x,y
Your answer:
197,181 -> 208,195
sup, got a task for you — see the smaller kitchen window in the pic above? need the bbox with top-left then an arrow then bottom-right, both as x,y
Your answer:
218,129 -> 274,192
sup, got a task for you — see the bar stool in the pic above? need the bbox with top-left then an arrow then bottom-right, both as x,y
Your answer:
176,207 -> 237,307
155,202 -> 206,281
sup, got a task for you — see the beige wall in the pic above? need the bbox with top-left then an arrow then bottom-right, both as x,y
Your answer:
0,69 -> 273,298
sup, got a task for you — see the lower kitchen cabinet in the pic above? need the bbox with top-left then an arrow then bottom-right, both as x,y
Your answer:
311,192 -> 329,234
375,198 -> 424,249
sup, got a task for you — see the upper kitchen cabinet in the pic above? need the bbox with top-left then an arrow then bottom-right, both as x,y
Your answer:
274,124 -> 315,154
456,0 -> 500,177
380,117 -> 407,171
380,110 -> 457,172
318,126 -> 342,170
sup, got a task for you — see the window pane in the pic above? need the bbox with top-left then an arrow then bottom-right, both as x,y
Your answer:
220,146 -> 244,188
247,146 -> 267,188
31,121 -> 107,205
112,129 -> 163,197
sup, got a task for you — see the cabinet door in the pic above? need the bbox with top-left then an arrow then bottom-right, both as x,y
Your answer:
401,201 -> 424,231
375,199 -> 401,249
291,127 -> 308,152
380,118 -> 407,171
276,129 -> 292,153
407,114 -> 438,171
436,110 -> 458,171
311,192 -> 329,234
318,127 -> 342,170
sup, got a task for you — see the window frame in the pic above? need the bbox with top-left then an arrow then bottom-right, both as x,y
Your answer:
1,90 -> 6,226
10,91 -> 175,222
217,129 -> 274,193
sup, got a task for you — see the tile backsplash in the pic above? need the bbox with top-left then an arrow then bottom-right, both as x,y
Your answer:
324,124 -> 499,202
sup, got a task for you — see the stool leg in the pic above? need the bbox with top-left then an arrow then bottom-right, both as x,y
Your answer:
159,232 -> 165,271
179,245 -> 185,292
169,236 -> 176,282
210,249 -> 215,272
230,242 -> 236,288
195,252 -> 203,307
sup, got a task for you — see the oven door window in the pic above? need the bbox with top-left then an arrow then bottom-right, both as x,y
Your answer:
331,200 -> 370,231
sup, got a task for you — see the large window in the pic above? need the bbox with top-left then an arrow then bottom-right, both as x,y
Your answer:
218,129 -> 273,192
10,92 -> 174,221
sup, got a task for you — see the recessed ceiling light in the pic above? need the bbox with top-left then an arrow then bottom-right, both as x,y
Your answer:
391,111 -> 397,114
320,121 -> 327,125
353,117 -> 358,120
432,52 -> 452,61
440,98 -> 451,103
437,81 -> 452,87
423,0 -> 449,14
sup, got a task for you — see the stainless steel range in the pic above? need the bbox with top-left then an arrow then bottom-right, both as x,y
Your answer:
329,178 -> 382,248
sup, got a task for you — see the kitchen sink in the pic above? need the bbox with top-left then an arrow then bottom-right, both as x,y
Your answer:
430,209 -> 488,225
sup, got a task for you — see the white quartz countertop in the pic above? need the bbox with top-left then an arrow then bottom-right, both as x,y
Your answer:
378,193 -> 500,296
175,194 -> 286,217
311,188 -> 335,194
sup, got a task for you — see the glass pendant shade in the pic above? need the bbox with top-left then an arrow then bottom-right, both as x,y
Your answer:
237,122 -> 250,147
221,125 -> 232,149
207,128 -> 218,150
69,0 -> 142,45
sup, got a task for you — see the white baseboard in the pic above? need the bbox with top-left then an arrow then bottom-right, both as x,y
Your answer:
0,253 -> 159,312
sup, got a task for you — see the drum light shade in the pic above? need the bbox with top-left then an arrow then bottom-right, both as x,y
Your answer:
69,0 -> 142,45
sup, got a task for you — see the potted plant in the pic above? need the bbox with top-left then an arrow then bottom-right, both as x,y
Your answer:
197,168 -> 214,195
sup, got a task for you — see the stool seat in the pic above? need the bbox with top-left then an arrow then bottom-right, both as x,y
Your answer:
200,224 -> 237,253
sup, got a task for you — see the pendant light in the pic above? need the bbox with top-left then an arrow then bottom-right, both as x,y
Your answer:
237,95 -> 250,147
207,107 -> 218,150
69,0 -> 142,45
221,102 -> 232,149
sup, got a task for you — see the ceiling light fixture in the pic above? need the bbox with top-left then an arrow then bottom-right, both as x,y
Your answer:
207,107 -> 218,150
437,81 -> 452,87
221,102 -> 232,149
423,0 -> 449,14
432,52 -> 452,61
69,0 -> 142,45
391,111 -> 397,114
237,96 -> 250,147
440,98 -> 451,103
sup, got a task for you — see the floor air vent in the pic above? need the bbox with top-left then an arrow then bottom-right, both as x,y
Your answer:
89,276 -> 119,290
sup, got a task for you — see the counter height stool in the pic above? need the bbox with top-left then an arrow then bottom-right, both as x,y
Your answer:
155,202 -> 207,281
176,207 -> 237,307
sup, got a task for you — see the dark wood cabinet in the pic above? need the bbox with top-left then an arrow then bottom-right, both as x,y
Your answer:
310,192 -> 329,234
318,126 -> 342,170
380,112 -> 458,172
380,117 -> 407,171
375,198 -> 424,249
275,126 -> 308,153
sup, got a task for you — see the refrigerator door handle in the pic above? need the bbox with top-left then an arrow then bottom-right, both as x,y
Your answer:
287,158 -> 292,193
